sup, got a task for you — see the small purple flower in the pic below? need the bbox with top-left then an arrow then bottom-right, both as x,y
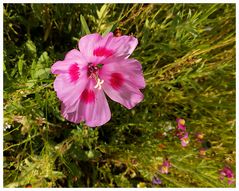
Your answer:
219,166 -> 235,185
175,118 -> 190,147
160,159 -> 171,174
176,118 -> 186,131
152,176 -> 162,185
180,132 -> 190,147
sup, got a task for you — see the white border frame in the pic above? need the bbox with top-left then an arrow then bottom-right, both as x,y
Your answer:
1,1 -> 238,190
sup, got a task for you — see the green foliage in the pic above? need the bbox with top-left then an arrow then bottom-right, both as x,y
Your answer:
3,3 -> 235,188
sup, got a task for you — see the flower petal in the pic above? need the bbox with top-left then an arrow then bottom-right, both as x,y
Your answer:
98,57 -> 144,109
78,33 -> 138,59
177,124 -> 186,131
78,33 -> 102,58
61,102 -> 84,122
100,56 -> 145,89
102,78 -> 144,109
51,49 -> 87,74
65,49 -> 83,60
53,72 -> 88,107
51,60 -> 71,74
103,32 -> 138,58
62,80 -> 111,127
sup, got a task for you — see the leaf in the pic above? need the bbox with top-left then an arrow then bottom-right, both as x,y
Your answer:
30,60 -> 37,79
25,80 -> 36,88
31,51 -> 51,79
17,54 -> 25,76
80,15 -> 91,35
25,39 -> 37,57
33,68 -> 50,80
102,22 -> 118,36
37,51 -> 51,68
97,4 -> 108,20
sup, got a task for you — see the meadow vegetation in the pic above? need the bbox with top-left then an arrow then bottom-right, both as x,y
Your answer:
3,4 -> 235,187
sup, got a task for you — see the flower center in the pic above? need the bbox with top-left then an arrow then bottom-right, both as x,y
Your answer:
87,63 -> 104,90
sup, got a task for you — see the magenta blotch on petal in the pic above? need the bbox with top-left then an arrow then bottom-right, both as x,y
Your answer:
80,89 -> 95,104
110,73 -> 124,90
68,63 -> 80,82
93,47 -> 113,57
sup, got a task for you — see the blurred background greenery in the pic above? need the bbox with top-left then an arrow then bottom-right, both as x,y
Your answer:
3,3 -> 235,187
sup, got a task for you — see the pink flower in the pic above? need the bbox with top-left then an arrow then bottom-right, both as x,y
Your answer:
176,118 -> 186,131
160,159 -> 171,174
51,33 -> 145,127
175,118 -> 190,147
219,167 -> 235,185
180,132 -> 190,147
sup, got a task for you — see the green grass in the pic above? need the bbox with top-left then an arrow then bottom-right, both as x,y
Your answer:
3,3 -> 236,188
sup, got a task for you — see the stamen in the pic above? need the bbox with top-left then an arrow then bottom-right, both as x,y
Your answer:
94,78 -> 104,90
88,62 -> 104,90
